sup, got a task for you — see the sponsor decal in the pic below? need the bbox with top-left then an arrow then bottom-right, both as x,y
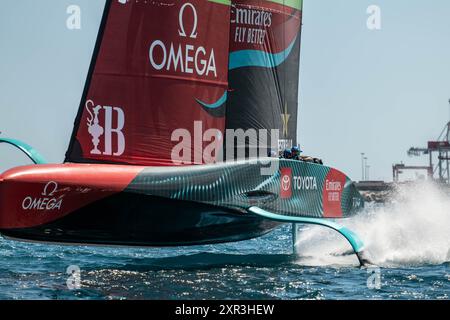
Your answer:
149,3 -> 217,78
22,181 -> 64,211
86,100 -> 125,156
228,1 -> 301,70
322,169 -> 346,218
231,5 -> 272,45
325,179 -> 342,202
280,167 -> 292,199
293,176 -> 318,191
280,167 -> 318,199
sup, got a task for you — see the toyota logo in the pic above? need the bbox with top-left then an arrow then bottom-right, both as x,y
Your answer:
281,175 -> 291,191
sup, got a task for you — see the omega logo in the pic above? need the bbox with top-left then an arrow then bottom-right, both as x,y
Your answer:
178,3 -> 198,39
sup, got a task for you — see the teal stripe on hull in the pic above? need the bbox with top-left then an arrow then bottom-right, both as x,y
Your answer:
127,158 -> 364,219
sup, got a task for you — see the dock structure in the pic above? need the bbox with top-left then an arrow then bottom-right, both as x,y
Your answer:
354,181 -> 391,203
355,180 -> 392,192
394,100 -> 450,184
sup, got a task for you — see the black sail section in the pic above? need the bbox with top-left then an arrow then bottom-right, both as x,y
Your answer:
225,0 -> 302,159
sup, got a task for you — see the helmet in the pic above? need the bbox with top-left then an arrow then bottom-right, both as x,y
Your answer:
291,146 -> 302,157
283,148 -> 292,159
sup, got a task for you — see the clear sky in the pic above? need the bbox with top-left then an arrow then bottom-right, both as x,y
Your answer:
1,0 -> 450,181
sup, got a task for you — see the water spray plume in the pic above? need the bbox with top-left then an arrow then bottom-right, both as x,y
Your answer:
295,182 -> 450,267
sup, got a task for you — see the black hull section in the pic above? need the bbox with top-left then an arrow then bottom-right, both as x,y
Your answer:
0,193 -> 281,246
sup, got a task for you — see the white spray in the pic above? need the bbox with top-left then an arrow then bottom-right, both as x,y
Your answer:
295,182 -> 450,267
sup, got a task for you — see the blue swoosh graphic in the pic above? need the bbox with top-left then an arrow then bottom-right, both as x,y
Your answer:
229,36 -> 297,70
196,91 -> 228,109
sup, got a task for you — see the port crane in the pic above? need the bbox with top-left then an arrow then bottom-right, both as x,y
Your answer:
393,100 -> 450,183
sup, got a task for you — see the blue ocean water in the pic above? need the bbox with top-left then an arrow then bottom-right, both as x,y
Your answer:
0,223 -> 448,300
0,182 -> 449,300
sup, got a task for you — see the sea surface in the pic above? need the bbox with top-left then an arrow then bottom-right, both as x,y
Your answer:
0,183 -> 449,300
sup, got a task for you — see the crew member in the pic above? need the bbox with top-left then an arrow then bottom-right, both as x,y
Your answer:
282,148 -> 292,159
291,146 -> 302,160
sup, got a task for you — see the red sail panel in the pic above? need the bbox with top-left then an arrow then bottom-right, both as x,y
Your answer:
66,0 -> 231,166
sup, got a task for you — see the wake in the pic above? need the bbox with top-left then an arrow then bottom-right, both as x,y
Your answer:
294,182 -> 450,267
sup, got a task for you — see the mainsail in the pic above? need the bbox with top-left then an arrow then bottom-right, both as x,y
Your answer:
66,0 -> 231,166
66,0 -> 302,166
